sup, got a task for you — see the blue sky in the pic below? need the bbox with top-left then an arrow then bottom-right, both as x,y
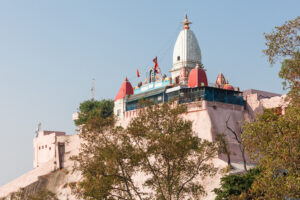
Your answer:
0,0 -> 299,186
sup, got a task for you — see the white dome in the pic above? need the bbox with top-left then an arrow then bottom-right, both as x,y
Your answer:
172,29 -> 202,71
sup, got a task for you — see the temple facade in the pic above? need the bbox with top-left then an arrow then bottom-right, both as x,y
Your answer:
112,15 -> 285,166
114,15 -> 242,120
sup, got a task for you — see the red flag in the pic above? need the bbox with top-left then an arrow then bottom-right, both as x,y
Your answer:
153,57 -> 159,73
137,69 -> 140,77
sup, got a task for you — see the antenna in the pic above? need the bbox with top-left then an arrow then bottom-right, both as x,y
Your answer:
91,78 -> 95,101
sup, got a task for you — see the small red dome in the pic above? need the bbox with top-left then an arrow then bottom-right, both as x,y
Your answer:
115,77 -> 134,101
216,73 -> 226,86
223,84 -> 234,91
188,66 -> 208,88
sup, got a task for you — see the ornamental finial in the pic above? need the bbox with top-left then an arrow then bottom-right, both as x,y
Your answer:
182,14 -> 192,29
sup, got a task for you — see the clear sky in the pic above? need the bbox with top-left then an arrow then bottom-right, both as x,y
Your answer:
0,0 -> 299,186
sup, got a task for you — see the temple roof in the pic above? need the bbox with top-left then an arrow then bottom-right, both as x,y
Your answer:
127,86 -> 167,102
115,77 -> 134,101
223,83 -> 234,91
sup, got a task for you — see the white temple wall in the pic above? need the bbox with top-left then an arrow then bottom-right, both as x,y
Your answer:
33,133 -> 57,168
33,131 -> 81,171
244,92 -> 287,120
56,134 -> 81,170
206,102 -> 248,163
184,101 -> 212,141
170,68 -> 181,80
184,100 -> 247,163
114,99 -> 125,118
260,95 -> 287,110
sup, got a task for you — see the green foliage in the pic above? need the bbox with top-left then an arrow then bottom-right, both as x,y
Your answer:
9,189 -> 58,200
127,103 -> 218,199
263,16 -> 299,65
280,52 -> 300,105
73,102 -> 218,200
72,101 -> 143,200
280,52 -> 300,91
74,99 -> 114,126
263,16 -> 300,104
213,168 -> 260,200
73,127 -> 143,199
28,189 -> 58,200
242,107 -> 300,199
239,16 -> 300,199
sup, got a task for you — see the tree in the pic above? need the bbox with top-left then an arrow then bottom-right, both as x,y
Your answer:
263,16 -> 299,65
213,168 -> 260,200
74,99 -> 114,126
73,101 -> 218,200
127,103 -> 218,199
242,107 -> 300,199
263,16 -> 300,103
72,100 -> 143,199
225,116 -> 247,172
73,126 -> 144,199
241,16 -> 300,199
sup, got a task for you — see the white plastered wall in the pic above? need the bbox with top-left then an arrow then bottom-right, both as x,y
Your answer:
114,98 -> 125,118
33,132 -> 57,169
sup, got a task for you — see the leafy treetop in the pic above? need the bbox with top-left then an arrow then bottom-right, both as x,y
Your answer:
74,99 -> 114,126
72,102 -> 219,200
240,16 -> 300,199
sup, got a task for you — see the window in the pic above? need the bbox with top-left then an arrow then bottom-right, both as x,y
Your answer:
45,145 -> 47,148
49,147 -> 51,150
177,56 -> 180,61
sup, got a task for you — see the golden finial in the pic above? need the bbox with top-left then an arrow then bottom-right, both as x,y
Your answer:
182,14 -> 192,29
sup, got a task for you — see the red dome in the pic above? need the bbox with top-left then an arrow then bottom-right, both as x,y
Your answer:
115,77 -> 134,101
188,67 -> 208,88
223,84 -> 234,91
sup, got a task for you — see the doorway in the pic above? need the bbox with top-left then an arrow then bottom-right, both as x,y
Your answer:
58,143 -> 65,169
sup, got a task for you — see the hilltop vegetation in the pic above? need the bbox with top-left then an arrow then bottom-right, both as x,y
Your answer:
74,99 -> 114,126
214,16 -> 300,200
72,101 -> 219,199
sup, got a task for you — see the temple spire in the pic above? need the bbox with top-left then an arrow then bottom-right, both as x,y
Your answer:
171,14 -> 201,79
182,14 -> 192,29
